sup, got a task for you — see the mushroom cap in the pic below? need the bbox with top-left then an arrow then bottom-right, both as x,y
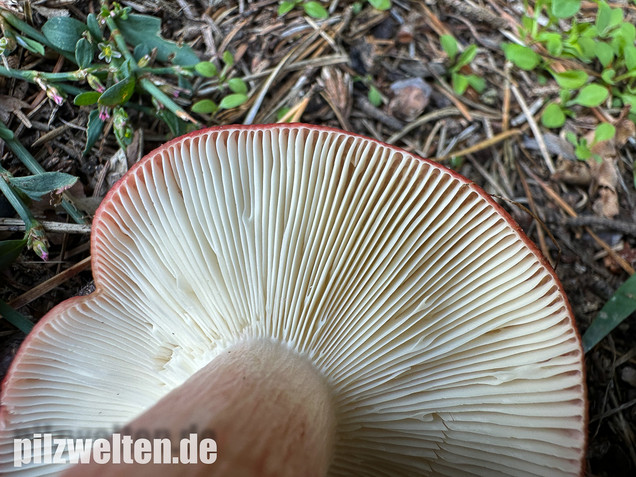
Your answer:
1,124 -> 586,476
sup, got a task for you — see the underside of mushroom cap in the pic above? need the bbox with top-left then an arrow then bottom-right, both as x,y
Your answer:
1,124 -> 586,476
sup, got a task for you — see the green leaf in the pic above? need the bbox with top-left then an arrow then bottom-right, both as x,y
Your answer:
565,131 -> 578,145
0,123 -> 15,141
575,37 -> 597,61
582,273 -> 636,352
575,142 -> 592,160
368,0 -> 391,11
571,83 -> 609,106
191,99 -> 218,114
550,69 -> 589,89
84,109 -> 104,156
596,1 -> 612,36
465,74 -> 486,93
219,93 -> 248,109
195,61 -> 218,77
15,36 -> 45,56
115,14 -> 199,66
303,1 -> 329,19
222,51 -> 234,67
86,13 -> 103,42
537,32 -> 563,56
550,0 -> 581,18
133,43 -> 150,61
594,42 -> 614,68
601,68 -> 616,84
278,1 -> 296,16
156,109 -> 187,137
609,7 -> 624,31
0,238 -> 27,269
502,43 -> 540,70
0,299 -> 34,334
440,34 -> 458,62
41,17 -> 87,52
75,38 -> 94,69
455,44 -> 478,70
452,73 -> 469,95
624,45 -> 636,72
73,91 -> 101,106
614,22 -> 636,50
228,78 -> 248,94
594,122 -> 615,143
8,172 -> 78,200
541,103 -> 566,128
98,75 -> 136,106
368,85 -> 382,106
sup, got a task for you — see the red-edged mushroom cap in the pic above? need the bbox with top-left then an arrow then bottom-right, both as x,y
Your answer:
1,124 -> 586,476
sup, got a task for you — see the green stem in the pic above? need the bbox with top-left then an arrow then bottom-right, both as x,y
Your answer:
0,166 -> 40,230
139,66 -> 194,76
0,66 -> 86,96
102,15 -> 198,124
0,119 -> 86,224
139,78 -> 199,124
103,15 -> 136,64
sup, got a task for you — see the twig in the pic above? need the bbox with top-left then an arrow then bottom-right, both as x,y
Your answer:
523,165 -> 635,275
387,107 -> 459,144
435,129 -> 522,161
510,84 -> 555,173
354,96 -> 404,131
0,218 -> 92,234
558,216 -> 636,237
8,256 -> 92,310
517,162 -> 552,264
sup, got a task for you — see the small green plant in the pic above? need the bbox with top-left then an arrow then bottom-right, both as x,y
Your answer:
0,1 -> 248,266
0,120 -> 83,262
278,0 -> 390,19
191,51 -> 249,115
353,75 -> 384,107
0,1 -> 207,154
565,122 -> 616,161
278,0 -> 329,19
503,0 -> 636,130
440,34 -> 486,95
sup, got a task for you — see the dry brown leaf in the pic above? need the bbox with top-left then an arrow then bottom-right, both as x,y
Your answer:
586,128 -> 620,218
0,95 -> 31,125
552,160 -> 592,186
320,67 -> 352,122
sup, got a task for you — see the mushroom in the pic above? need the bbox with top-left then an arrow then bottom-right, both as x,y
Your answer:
1,124 -> 586,476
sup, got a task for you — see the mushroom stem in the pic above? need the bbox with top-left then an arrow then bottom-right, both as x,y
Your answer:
61,339 -> 336,477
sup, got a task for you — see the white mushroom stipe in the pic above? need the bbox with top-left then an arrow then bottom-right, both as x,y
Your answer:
0,124 -> 586,476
